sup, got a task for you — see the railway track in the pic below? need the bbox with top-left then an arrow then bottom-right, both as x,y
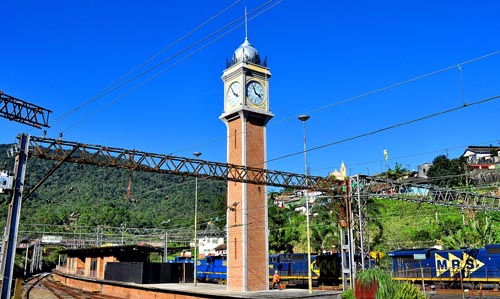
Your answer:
24,273 -> 123,299
429,288 -> 500,298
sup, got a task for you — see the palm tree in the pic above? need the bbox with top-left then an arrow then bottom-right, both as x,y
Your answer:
310,196 -> 340,253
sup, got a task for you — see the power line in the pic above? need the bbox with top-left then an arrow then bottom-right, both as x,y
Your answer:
52,0 -> 242,126
315,138 -> 500,173
58,0 -> 283,133
284,51 -> 500,119
38,5 -> 500,176
263,94 -> 500,167
18,2 -> 499,184
167,51 -> 500,164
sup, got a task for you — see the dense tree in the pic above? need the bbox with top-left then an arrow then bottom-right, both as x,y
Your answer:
310,196 -> 340,253
427,155 -> 467,187
441,212 -> 500,249
268,194 -> 300,253
3,142 -> 500,267
0,144 -> 227,234
385,162 -> 410,181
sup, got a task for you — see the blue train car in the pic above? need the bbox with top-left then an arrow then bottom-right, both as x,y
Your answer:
171,252 -> 340,287
389,244 -> 500,288
197,255 -> 227,282
268,253 -> 339,286
269,253 -> 311,285
172,256 -> 193,263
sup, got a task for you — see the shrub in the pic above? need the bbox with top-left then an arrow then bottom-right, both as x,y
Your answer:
354,268 -> 425,299
341,289 -> 355,299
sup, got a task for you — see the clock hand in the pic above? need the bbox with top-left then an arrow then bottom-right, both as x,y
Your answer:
253,86 -> 263,99
251,85 -> 263,98
230,87 -> 238,97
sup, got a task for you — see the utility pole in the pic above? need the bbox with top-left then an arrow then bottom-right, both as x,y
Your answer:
0,91 -> 50,299
193,151 -> 201,287
1,134 -> 29,299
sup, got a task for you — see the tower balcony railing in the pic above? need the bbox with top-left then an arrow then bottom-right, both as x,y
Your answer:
226,55 -> 268,68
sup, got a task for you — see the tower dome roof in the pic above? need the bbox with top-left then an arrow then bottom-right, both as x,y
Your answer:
232,38 -> 261,65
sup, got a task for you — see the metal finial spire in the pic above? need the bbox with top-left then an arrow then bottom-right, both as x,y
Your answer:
245,6 -> 248,40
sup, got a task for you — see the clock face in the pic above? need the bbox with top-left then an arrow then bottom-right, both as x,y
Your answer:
246,81 -> 265,105
227,81 -> 242,106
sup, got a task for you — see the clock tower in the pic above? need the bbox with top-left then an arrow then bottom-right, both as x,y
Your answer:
220,37 -> 273,291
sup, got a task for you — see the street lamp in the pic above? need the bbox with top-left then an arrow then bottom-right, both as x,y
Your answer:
120,223 -> 126,245
298,114 -> 313,294
193,151 -> 201,286
162,219 -> 171,263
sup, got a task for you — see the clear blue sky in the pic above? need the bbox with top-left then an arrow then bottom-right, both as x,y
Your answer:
1,1 -> 499,179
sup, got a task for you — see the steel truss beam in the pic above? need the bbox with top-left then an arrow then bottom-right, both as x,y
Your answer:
346,174 -> 500,291
17,223 -> 221,248
0,92 -> 51,128
362,176 -> 500,211
19,136 -> 500,292
27,136 -> 343,191
29,136 -> 498,210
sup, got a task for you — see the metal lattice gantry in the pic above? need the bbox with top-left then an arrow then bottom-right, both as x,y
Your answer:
24,136 -> 500,262
16,223 -> 204,248
27,136 -> 343,191
28,136 -> 500,209
17,134 -> 500,292
0,91 -> 51,128
362,176 -> 500,211
347,174 -> 500,274
349,175 -> 371,272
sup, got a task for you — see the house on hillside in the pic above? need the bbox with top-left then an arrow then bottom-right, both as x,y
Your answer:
273,162 -> 346,211
462,145 -> 500,169
198,236 -> 224,258
214,243 -> 227,255
274,189 -> 325,212
418,163 -> 432,179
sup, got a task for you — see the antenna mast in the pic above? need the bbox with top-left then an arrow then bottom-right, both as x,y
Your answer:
245,6 -> 248,39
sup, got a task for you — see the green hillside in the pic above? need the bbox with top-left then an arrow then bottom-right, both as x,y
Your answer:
0,143 -> 227,234
2,142 -> 499,254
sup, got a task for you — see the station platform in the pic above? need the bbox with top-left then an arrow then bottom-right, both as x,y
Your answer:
143,282 -> 343,298
52,271 -> 343,299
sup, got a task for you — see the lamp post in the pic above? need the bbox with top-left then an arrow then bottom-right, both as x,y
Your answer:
298,114 -> 313,294
120,223 -> 126,245
162,219 -> 170,263
193,151 -> 201,286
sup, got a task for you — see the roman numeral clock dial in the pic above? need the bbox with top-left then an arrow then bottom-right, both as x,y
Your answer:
227,81 -> 242,107
246,81 -> 265,105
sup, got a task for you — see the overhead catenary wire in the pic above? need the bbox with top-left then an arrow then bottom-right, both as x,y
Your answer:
17,2 -> 499,182
34,3 -> 500,176
57,0 -> 283,133
7,3 -> 500,184
280,51 -> 500,121
52,0 -> 242,126
262,94 -> 500,167
61,85 -> 500,186
171,51 -> 500,164
21,196 -> 497,243
316,139 -> 500,173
